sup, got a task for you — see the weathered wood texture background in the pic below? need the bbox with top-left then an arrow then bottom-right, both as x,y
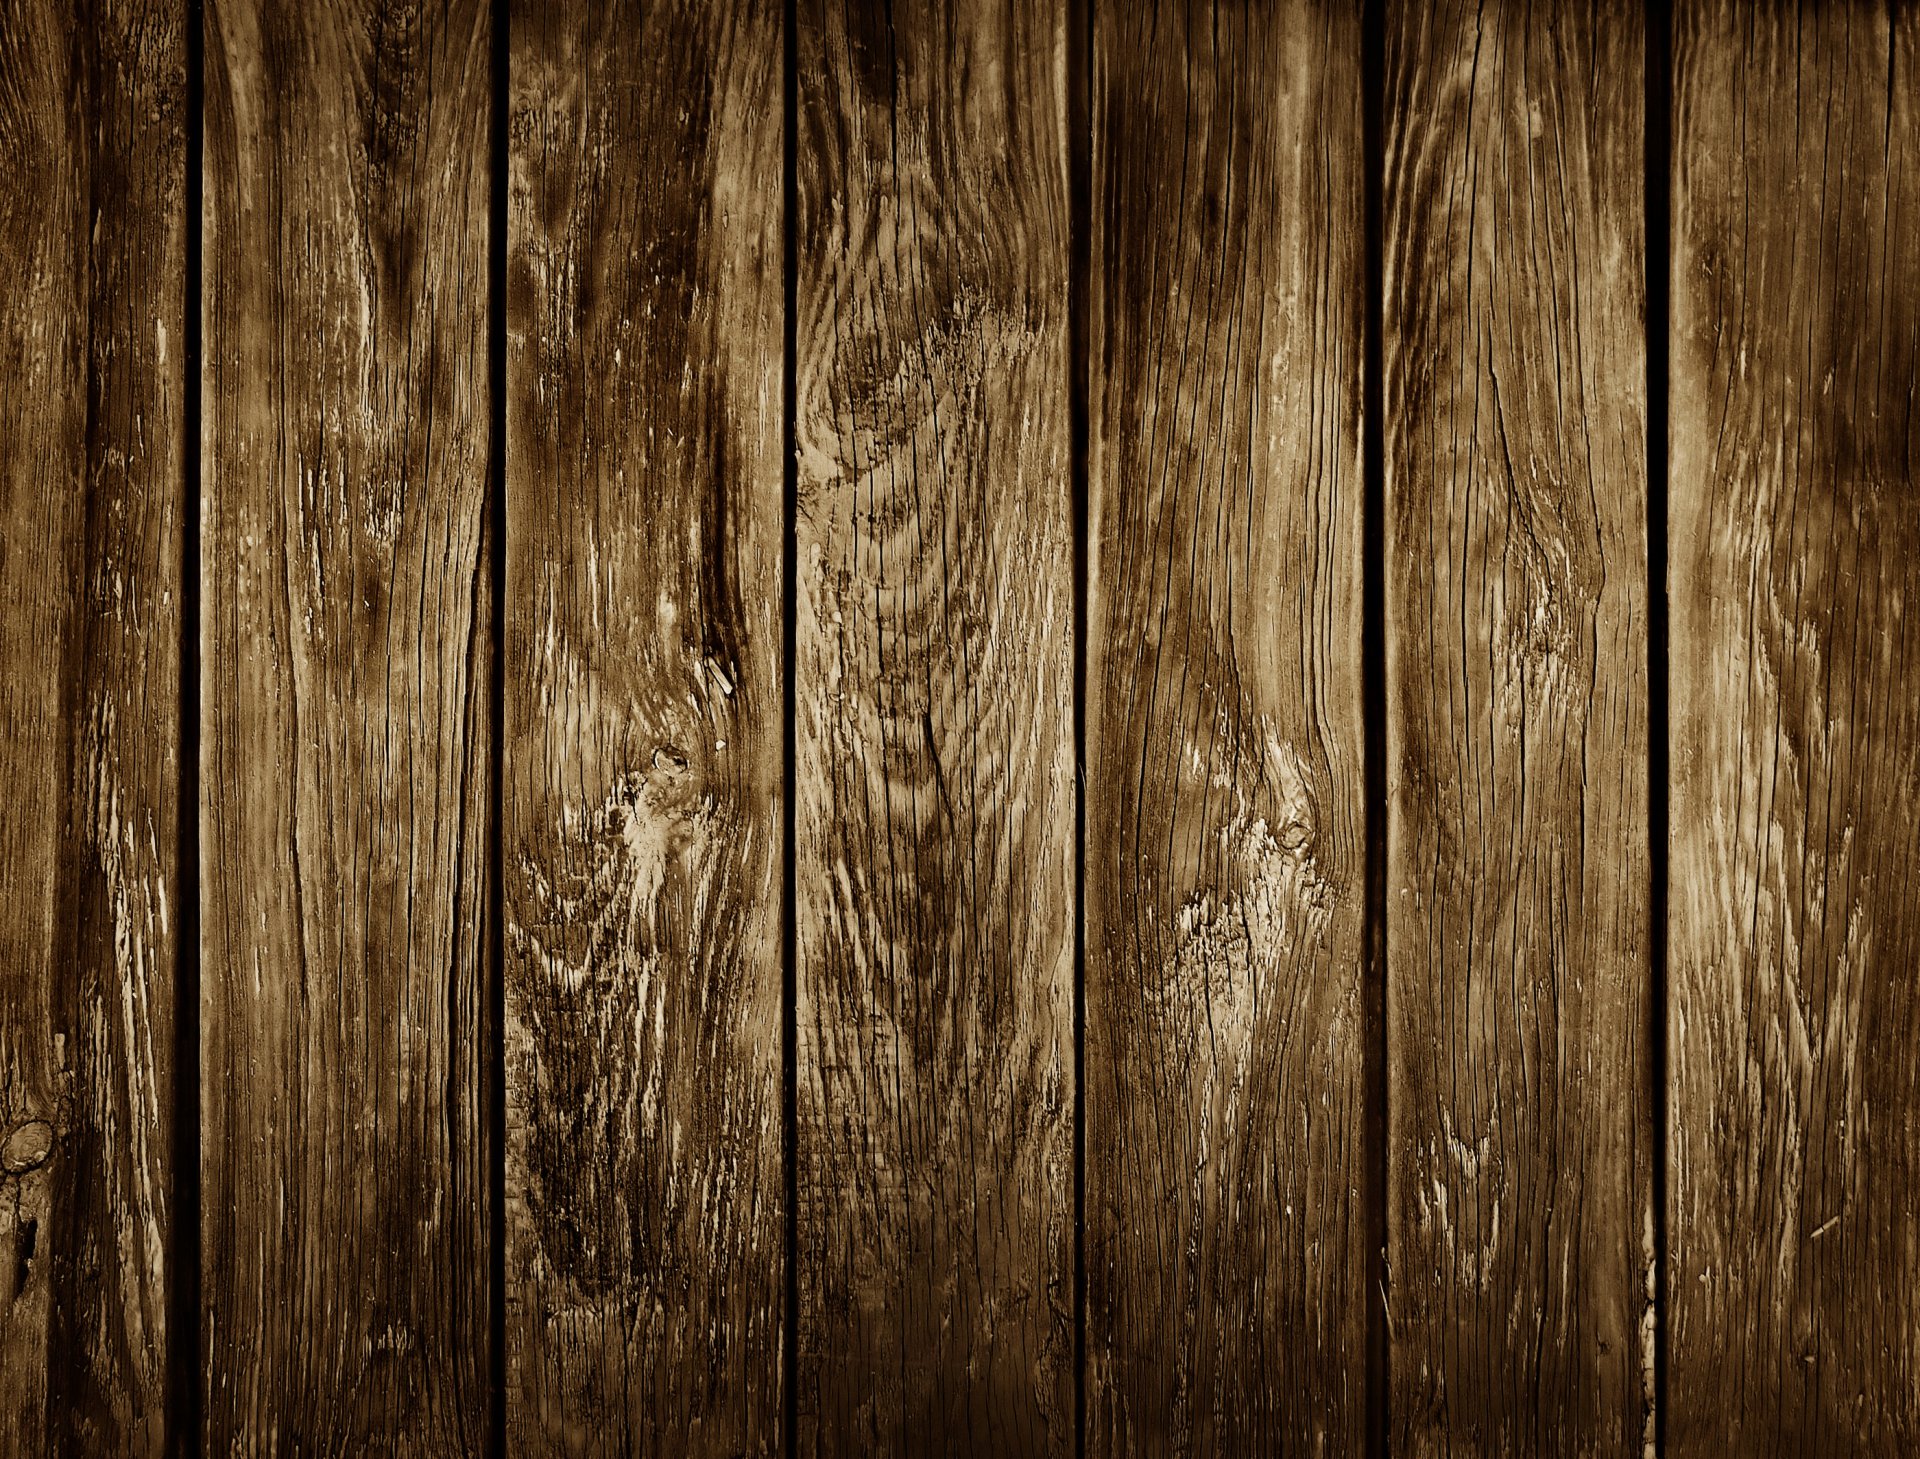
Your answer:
3,0 -> 1917,1455
1670,4 -> 1920,1453
202,1 -> 493,1449
505,2 -> 783,1453
793,0 -> 1075,1453
1385,5 -> 1653,1455
1086,4 -> 1366,1454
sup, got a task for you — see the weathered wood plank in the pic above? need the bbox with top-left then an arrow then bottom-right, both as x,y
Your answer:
1384,2 -> 1653,1452
1084,3 -> 1367,1453
0,1 -> 184,1450
0,6 -> 85,1429
503,0 -> 785,1453
793,0 -> 1075,1450
1669,4 -> 1920,1451
200,1 -> 492,1448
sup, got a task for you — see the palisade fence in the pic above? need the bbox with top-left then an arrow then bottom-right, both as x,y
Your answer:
2,1 -> 1914,1454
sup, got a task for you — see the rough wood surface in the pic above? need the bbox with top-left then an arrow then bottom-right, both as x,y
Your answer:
1669,3 -> 1920,1451
793,0 -> 1075,1451
1383,2 -> 1653,1453
200,1 -> 492,1448
0,1 -> 183,1451
504,1 -> 785,1454
1084,3 -> 1367,1454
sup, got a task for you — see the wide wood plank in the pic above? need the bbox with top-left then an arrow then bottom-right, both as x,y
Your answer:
200,1 -> 492,1448
503,1 -> 785,1453
1084,3 -> 1366,1453
1669,4 -> 1920,1451
0,2 -> 184,1451
1384,2 -> 1653,1452
793,0 -> 1075,1451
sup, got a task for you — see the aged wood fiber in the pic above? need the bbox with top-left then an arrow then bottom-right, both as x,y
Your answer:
793,0 -> 1076,1451
1085,2 -> 1367,1454
11,1 -> 1920,1450
1384,1 -> 1653,1453
1670,3 -> 1920,1452
0,0 -> 183,1451
201,0 -> 491,1449
504,0 -> 784,1453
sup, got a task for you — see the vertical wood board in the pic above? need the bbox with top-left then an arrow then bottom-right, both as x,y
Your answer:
200,0 -> 492,1448
1384,2 -> 1653,1452
0,1 -> 184,1450
793,0 -> 1077,1450
1085,2 -> 1368,1453
1670,3 -> 1920,1450
504,0 -> 786,1453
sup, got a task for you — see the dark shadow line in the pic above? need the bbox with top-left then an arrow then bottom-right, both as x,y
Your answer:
1645,1 -> 1673,1453
172,2 -> 205,1453
782,1 -> 801,1454
487,0 -> 510,1451
1360,2 -> 1390,1457
1067,0 -> 1091,1454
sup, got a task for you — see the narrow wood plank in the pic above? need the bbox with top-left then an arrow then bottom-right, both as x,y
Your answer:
1084,3 -> 1366,1453
793,0 -> 1075,1450
201,2 -> 491,1448
503,1 -> 785,1453
1384,2 -> 1653,1452
1670,4 -> 1920,1450
0,2 -> 183,1450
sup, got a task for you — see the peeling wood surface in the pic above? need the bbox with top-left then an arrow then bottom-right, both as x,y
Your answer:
792,0 -> 1076,1451
504,0 -> 785,1454
200,0 -> 492,1449
1669,3 -> 1920,1452
1084,3 -> 1367,1455
1384,2 -> 1653,1453
0,0 -> 183,1451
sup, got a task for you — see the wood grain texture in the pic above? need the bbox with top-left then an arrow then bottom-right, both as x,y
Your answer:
504,1 -> 784,1453
1084,3 -> 1366,1453
1384,2 -> 1652,1453
1669,3 -> 1920,1451
201,0 -> 491,1449
793,0 -> 1075,1451
0,1 -> 183,1451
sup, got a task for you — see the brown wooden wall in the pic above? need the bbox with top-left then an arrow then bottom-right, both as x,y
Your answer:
2,1 -> 1916,1455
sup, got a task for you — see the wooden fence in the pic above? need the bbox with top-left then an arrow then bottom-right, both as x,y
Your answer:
2,0 -> 1915,1454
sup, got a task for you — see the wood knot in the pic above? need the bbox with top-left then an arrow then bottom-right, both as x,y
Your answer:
1,1120 -> 54,1174
1276,818 -> 1315,856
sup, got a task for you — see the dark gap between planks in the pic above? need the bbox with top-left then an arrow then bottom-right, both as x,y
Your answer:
1067,0 -> 1092,1453
487,0 -> 511,1452
172,1 -> 206,1455
1360,1 -> 1390,1456
781,0 -> 802,1453
1646,1 -> 1674,1453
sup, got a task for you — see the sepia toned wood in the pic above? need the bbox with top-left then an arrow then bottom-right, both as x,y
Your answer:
0,0 -> 185,1450
0,1 -> 184,1452
792,0 -> 1075,1451
503,0 -> 785,1454
1669,3 -> 1920,1451
1384,2 -> 1653,1453
200,0 -> 491,1449
1083,3 -> 1367,1454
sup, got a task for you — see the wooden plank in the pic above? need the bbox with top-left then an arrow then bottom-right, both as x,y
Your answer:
1669,3 -> 1920,1450
0,1 -> 184,1451
503,0 -> 785,1453
200,1 -> 492,1448
792,0 -> 1075,1450
1083,3 -> 1366,1453
1383,2 -> 1653,1452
